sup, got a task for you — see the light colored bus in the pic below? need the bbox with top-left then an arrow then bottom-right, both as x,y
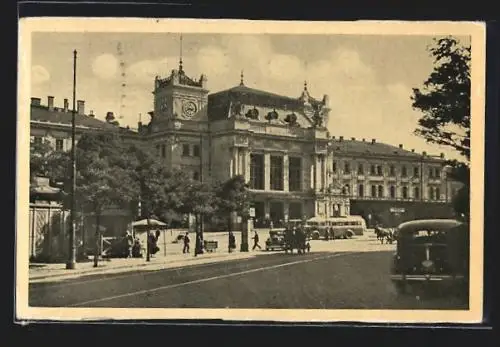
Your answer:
306,215 -> 366,240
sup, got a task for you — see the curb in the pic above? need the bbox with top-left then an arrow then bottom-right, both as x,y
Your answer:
29,252 -> 258,281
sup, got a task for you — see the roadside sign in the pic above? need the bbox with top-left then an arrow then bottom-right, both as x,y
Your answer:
390,207 -> 405,213
249,207 -> 255,217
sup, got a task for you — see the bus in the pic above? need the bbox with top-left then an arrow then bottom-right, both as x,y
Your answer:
306,215 -> 367,240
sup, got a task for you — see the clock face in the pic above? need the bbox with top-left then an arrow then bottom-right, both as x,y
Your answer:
182,101 -> 197,118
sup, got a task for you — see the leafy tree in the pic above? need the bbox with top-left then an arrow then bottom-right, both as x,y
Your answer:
30,139 -> 53,179
214,175 -> 250,233
72,132 -> 139,266
411,36 -> 471,160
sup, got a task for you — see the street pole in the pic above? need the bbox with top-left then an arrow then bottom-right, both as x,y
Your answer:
66,49 -> 77,270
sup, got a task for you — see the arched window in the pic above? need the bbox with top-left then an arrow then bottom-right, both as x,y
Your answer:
390,186 -> 396,198
378,185 -> 384,198
402,186 -> 408,199
401,166 -> 407,177
377,165 -> 383,176
358,184 -> 364,197
389,165 -> 395,176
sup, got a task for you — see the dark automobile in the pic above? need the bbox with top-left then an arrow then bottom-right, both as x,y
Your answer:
265,230 -> 286,251
390,219 -> 469,294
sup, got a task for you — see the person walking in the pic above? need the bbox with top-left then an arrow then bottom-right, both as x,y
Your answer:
183,232 -> 190,254
252,231 -> 262,251
228,231 -> 236,253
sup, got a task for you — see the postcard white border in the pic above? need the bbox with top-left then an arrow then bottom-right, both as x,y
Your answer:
16,18 -> 486,324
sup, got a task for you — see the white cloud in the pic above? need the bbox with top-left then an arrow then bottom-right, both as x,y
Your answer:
32,65 -> 50,85
92,54 -> 119,80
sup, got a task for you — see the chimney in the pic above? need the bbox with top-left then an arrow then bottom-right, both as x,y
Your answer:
77,100 -> 85,115
47,96 -> 54,111
339,136 -> 344,142
422,151 -> 427,156
351,137 -> 356,141
411,149 -> 415,153
440,153 -> 445,159
371,139 -> 376,144
362,138 -> 365,142
31,97 -> 41,106
332,136 -> 336,140
89,110 -> 95,118
398,144 -> 403,149
64,98 -> 69,112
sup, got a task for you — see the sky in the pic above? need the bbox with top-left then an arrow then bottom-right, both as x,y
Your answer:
30,32 -> 470,160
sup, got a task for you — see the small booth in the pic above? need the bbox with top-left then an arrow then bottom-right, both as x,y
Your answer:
131,218 -> 169,257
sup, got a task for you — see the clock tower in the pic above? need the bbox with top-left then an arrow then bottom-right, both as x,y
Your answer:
151,59 -> 209,131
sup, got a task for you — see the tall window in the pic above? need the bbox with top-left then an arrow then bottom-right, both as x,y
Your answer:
402,186 -> 408,199
332,161 -> 337,173
55,139 -> 64,151
390,185 -> 396,198
358,164 -> 364,175
193,144 -> 200,157
270,155 -> 284,191
414,166 -> 419,177
288,157 -> 302,192
371,185 -> 377,197
401,165 -> 407,177
377,165 -> 383,176
435,168 -> 441,178
378,185 -> 384,198
250,154 -> 264,190
344,162 -> 350,174
389,165 -> 395,176
428,186 -> 434,200
358,184 -> 364,197
414,187 -> 420,199
161,144 -> 166,158
429,167 -> 434,178
436,187 -> 441,200
370,164 -> 376,175
182,144 -> 190,156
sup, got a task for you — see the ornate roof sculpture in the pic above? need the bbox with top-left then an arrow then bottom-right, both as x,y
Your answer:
207,77 -> 330,127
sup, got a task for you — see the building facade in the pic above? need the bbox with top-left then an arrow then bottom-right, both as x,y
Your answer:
30,63 -> 462,229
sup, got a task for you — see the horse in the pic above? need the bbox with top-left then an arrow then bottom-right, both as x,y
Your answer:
374,226 -> 395,244
284,228 -> 310,254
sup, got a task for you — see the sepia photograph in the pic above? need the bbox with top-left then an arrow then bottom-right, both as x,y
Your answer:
16,19 -> 485,323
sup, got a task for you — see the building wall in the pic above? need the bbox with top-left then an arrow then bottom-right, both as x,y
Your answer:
349,199 -> 457,228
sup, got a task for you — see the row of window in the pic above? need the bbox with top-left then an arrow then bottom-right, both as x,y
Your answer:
33,136 -> 64,151
155,143 -> 201,158
333,162 -> 441,178
342,184 -> 442,200
249,154 -> 302,191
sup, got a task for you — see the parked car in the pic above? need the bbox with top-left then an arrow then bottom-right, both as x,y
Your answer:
390,219 -> 469,295
265,230 -> 286,251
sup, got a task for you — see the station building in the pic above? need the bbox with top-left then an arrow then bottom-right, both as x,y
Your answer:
29,62 -> 461,229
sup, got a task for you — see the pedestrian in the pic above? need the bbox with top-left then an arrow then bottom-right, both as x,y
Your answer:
125,231 -> 133,258
194,233 -> 203,256
183,232 -> 190,254
228,231 -> 236,253
252,231 -> 261,250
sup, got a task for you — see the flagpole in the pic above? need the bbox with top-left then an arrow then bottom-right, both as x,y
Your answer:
66,49 -> 77,269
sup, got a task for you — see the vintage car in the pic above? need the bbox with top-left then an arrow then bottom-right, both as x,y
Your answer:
390,219 -> 469,294
265,230 -> 286,251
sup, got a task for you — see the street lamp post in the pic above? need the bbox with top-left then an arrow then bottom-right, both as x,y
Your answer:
66,49 -> 78,270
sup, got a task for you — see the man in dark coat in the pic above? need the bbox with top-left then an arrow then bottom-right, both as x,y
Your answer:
183,232 -> 190,254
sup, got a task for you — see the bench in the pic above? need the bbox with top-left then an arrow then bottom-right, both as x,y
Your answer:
203,240 -> 218,253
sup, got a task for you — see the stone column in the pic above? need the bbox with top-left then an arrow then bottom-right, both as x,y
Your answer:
310,156 -> 315,190
283,153 -> 289,192
315,155 -> 322,192
244,148 -> 251,183
264,152 -> 271,191
322,155 -> 327,191
284,201 -> 290,222
232,147 -> 238,177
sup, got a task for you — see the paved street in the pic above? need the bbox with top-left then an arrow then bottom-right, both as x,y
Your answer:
29,233 -> 468,310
